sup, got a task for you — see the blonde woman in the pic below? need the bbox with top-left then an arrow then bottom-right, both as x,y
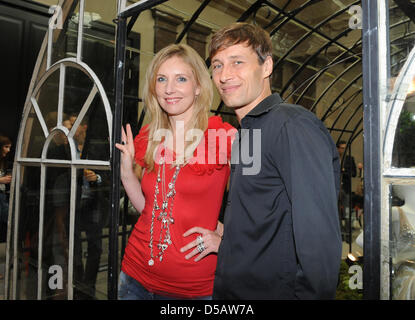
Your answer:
116,44 -> 235,300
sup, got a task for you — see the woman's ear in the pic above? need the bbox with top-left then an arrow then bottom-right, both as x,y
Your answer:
195,85 -> 201,97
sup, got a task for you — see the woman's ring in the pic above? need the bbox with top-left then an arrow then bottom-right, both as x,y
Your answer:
196,235 -> 203,245
197,243 -> 205,253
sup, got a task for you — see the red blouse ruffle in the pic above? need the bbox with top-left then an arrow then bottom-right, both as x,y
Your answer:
133,116 -> 236,176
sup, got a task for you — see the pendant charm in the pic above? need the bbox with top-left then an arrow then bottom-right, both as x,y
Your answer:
162,201 -> 168,209
148,259 -> 154,266
167,190 -> 176,198
162,217 -> 168,228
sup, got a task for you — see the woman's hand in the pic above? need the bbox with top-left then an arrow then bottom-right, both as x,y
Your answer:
115,124 -> 146,213
180,226 -> 222,262
115,124 -> 136,180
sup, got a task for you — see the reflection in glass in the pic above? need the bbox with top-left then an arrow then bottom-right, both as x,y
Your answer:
21,107 -> 46,159
389,1 -> 415,79
64,67 -> 94,119
36,70 -> 60,127
40,164 -> 110,300
70,96 -> 111,162
294,0 -> 356,27
46,131 -> 72,161
73,167 -> 110,300
42,167 -> 71,299
50,1 -> 80,66
80,22 -> 116,97
271,22 -> 306,57
391,185 -> 415,300
15,166 -> 40,300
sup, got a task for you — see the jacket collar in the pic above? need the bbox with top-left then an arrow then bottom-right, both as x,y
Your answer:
245,93 -> 283,117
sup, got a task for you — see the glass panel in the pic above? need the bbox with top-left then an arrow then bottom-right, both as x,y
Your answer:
2,176 -> 13,297
36,70 -> 60,129
271,21 -> 307,58
50,1 -> 80,66
387,1 -> 415,300
73,168 -> 110,300
390,184 -> 415,300
46,130 -> 72,161
286,32 -> 328,62
268,0 -> 308,13
42,166 -> 71,300
64,67 -> 94,121
335,27 -> 361,48
69,95 -> 111,162
338,61 -> 362,83
156,0 -> 227,28
76,0 -> 139,131
124,42 -> 140,134
15,166 -> 40,300
38,163 -> 110,300
389,1 -> 415,79
295,1 -> 346,28
392,78 -> 415,168
20,106 -> 46,159
293,72 -> 333,111
80,22 -> 116,96
313,70 -> 354,118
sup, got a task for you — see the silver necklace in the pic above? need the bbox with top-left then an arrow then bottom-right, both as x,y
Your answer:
148,156 -> 181,266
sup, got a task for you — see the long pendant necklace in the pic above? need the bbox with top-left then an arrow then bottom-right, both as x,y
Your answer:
148,155 -> 181,266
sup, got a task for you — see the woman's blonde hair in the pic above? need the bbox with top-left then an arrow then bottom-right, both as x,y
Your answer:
141,43 -> 212,172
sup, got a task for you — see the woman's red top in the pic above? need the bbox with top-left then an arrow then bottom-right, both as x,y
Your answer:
121,116 -> 235,298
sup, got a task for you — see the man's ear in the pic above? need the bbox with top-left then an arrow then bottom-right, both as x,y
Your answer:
263,55 -> 273,79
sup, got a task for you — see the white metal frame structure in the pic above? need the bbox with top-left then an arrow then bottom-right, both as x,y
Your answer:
5,0 -> 113,300
382,38 -> 415,300
363,0 -> 415,299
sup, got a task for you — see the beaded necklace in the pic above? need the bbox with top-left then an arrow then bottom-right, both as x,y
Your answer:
148,155 -> 181,266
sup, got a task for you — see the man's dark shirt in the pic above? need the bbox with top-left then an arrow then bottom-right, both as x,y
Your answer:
213,93 -> 342,299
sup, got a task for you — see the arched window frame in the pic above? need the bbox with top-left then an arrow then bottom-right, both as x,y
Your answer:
5,0 -> 113,300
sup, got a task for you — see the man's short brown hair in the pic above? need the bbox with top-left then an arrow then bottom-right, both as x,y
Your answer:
209,22 -> 273,64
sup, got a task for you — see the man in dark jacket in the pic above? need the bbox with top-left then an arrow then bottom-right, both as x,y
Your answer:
209,22 -> 342,299
336,140 -> 357,237
336,140 -> 357,196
